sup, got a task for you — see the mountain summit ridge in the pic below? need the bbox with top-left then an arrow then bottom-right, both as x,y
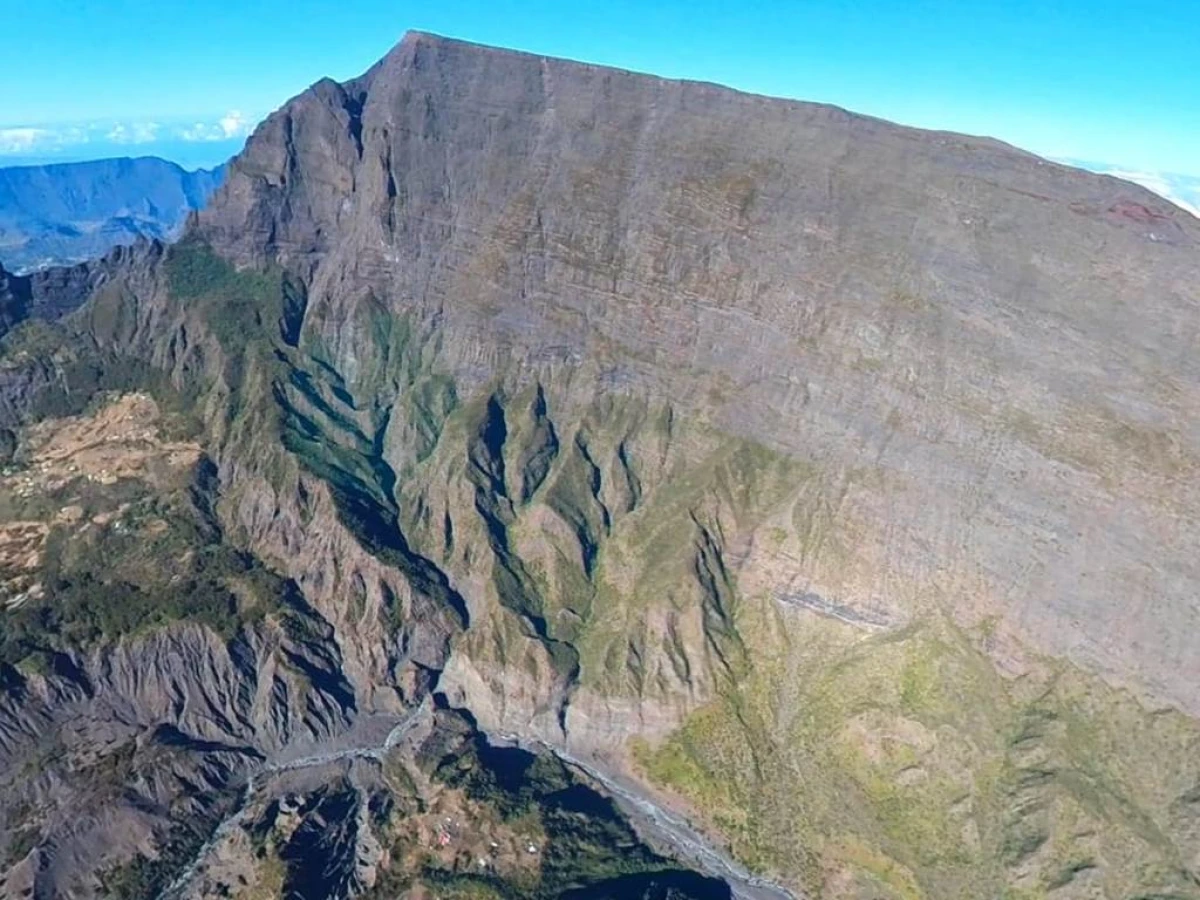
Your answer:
203,30 -> 1195,262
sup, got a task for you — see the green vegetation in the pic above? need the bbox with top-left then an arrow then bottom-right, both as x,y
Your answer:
570,429 -> 807,695
423,721 -> 710,897
99,822 -> 217,900
0,312 -> 292,670
165,237 -> 283,354
353,712 -> 728,900
0,319 -> 202,432
4,825 -> 39,869
0,484 -> 286,666
634,614 -> 1200,898
160,238 -> 292,452
1,800 -> 40,871
9,230 -> 1197,900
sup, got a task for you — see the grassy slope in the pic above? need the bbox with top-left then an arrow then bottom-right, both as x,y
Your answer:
634,606 -> 1200,898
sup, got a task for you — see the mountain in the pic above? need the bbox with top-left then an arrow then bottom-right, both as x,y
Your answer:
2,31 -> 1200,900
0,156 -> 224,273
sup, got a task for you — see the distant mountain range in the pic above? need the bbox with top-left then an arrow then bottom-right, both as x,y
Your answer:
0,156 -> 224,273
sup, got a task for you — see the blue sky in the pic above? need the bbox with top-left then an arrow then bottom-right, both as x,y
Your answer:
2,0 -> 1198,189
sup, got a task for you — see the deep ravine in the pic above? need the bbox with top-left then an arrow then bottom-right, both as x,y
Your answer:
495,733 -> 799,900
156,702 -> 430,899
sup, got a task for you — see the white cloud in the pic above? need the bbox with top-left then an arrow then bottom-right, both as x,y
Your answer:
1100,168 -> 1200,218
175,111 -> 256,143
0,125 -> 92,155
0,112 -> 261,158
106,121 -> 161,144
135,121 -> 161,143
177,122 -> 219,142
0,127 -> 53,152
219,110 -> 249,138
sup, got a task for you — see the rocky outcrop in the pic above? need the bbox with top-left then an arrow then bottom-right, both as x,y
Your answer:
0,264 -> 30,335
0,240 -> 163,342
0,619 -> 361,898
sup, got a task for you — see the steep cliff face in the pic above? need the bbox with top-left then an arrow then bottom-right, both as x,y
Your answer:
199,29 -> 1200,719
2,31 -> 1200,900
0,243 -> 158,341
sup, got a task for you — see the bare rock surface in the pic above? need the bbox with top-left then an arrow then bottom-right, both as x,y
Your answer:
200,31 -> 1200,717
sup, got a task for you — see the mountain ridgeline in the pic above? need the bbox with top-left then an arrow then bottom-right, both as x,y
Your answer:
1,31 -> 1200,900
0,156 -> 224,273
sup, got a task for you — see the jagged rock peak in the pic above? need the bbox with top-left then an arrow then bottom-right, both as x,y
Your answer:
197,28 -> 1195,271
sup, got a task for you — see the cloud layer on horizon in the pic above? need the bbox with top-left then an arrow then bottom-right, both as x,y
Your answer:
0,112 -> 261,160
1032,158 -> 1200,220
1095,168 -> 1200,219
